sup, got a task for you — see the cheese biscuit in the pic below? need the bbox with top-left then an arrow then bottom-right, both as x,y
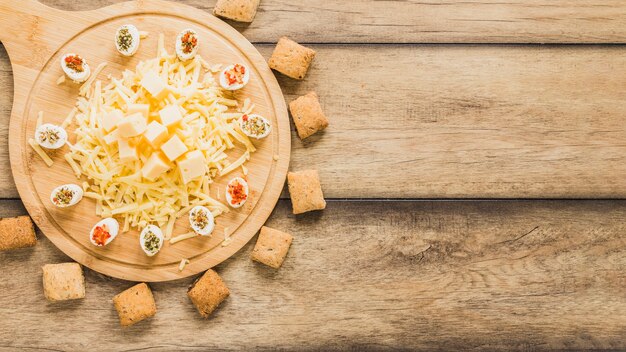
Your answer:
268,37 -> 316,80
287,170 -> 326,214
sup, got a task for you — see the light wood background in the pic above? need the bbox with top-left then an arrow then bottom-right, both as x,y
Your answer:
0,0 -> 625,351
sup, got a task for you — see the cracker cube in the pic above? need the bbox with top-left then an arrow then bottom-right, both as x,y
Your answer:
251,226 -> 293,269
268,37 -> 316,80
113,283 -> 157,327
42,263 -> 85,301
289,92 -> 329,139
0,216 -> 36,251
213,0 -> 260,23
187,269 -> 229,318
287,170 -> 326,214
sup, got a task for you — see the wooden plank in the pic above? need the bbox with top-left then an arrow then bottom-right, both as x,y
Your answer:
38,0 -> 626,44
279,44 -> 626,198
0,199 -> 623,350
0,45 -> 13,198
4,44 -> 626,198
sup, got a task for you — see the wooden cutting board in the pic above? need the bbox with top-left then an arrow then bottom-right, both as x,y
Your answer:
0,0 -> 290,281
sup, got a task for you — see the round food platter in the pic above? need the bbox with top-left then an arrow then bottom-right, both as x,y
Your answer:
2,0 -> 290,281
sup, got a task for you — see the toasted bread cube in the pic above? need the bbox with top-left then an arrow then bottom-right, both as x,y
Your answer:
187,270 -> 229,318
0,216 -> 36,251
251,226 -> 293,269
213,0 -> 260,23
287,170 -> 326,214
42,263 -> 85,301
268,37 -> 316,80
113,283 -> 157,327
289,92 -> 329,139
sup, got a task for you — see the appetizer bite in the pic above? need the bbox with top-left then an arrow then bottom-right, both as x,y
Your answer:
287,170 -> 327,214
113,283 -> 157,327
0,216 -> 36,251
213,0 -> 260,23
189,206 -> 215,236
219,64 -> 250,90
289,91 -> 329,139
175,28 -> 199,61
115,24 -> 140,56
268,37 -> 316,80
60,53 -> 91,83
140,225 -> 164,257
42,263 -> 85,302
187,269 -> 229,318
89,217 -> 119,247
251,226 -> 293,269
50,184 -> 83,208
240,114 -> 271,139
35,123 -> 67,149
226,177 -> 249,208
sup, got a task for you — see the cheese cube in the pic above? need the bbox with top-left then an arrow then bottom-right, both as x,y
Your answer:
141,153 -> 170,180
177,150 -> 206,184
143,121 -> 168,148
160,135 -> 188,161
126,104 -> 150,119
140,71 -> 167,99
117,113 -> 147,138
118,137 -> 138,163
101,109 -> 123,132
103,129 -> 119,145
159,105 -> 183,127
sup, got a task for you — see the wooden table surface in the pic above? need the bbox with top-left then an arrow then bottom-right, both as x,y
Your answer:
1,1 -> 625,350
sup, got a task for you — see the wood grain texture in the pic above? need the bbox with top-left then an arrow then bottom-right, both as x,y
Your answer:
277,44 -> 626,198
0,0 -> 291,281
36,0 -> 626,44
5,44 -> 626,198
0,199 -> 623,350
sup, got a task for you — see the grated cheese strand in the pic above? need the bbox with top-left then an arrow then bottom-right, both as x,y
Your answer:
28,138 -> 53,167
170,231 -> 198,244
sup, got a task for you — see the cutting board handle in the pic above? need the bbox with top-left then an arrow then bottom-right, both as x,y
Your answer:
0,0 -> 79,67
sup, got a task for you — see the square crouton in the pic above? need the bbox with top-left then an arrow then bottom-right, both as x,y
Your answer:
251,226 -> 293,269
213,0 -> 260,23
113,283 -> 157,327
0,216 -> 36,251
289,92 -> 329,139
187,269 -> 229,318
268,37 -> 316,80
287,170 -> 326,214
42,263 -> 85,301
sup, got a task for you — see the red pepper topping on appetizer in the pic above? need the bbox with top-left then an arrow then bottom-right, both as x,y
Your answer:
180,31 -> 198,54
228,179 -> 248,205
92,224 -> 111,246
224,64 -> 246,86
64,55 -> 84,72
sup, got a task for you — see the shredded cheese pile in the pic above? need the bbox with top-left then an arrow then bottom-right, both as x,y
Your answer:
64,34 -> 256,238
